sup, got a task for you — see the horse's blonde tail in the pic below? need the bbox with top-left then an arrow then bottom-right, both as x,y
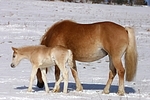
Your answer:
67,49 -> 73,68
125,27 -> 138,81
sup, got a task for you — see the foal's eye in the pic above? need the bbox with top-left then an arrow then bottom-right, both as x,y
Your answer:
13,55 -> 15,58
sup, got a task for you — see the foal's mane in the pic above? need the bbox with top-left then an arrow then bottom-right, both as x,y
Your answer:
40,20 -> 75,46
18,46 -> 42,53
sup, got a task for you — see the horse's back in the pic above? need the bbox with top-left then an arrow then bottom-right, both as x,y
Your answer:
46,20 -> 127,41
43,20 -> 127,44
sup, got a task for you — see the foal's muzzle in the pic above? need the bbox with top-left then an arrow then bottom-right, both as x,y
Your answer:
10,63 -> 15,68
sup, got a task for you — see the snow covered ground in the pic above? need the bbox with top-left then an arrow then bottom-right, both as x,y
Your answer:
0,0 -> 150,99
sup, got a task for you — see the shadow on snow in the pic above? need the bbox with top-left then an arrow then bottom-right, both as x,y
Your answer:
15,82 -> 135,93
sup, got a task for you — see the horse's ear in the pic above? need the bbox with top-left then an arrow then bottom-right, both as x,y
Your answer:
12,47 -> 18,52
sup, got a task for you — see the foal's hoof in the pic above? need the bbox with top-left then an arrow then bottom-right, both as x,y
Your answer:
102,90 -> 109,94
117,91 -> 125,96
53,87 -> 60,93
76,86 -> 83,91
37,81 -> 44,88
45,89 -> 50,93
53,85 -> 60,93
27,89 -> 32,92
52,89 -> 60,93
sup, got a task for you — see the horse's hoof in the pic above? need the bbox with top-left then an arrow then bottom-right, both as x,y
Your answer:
37,81 -> 44,88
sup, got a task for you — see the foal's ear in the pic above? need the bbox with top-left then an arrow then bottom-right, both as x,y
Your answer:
12,47 -> 18,52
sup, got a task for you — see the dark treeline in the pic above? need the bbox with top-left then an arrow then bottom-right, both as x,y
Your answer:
42,0 -> 147,6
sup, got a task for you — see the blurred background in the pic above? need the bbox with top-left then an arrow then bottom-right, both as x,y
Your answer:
42,0 -> 150,6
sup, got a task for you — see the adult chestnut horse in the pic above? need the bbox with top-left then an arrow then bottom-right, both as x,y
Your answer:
37,20 -> 137,95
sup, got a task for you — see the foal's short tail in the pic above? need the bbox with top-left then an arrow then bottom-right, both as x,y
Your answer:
125,27 -> 138,81
67,50 -> 74,68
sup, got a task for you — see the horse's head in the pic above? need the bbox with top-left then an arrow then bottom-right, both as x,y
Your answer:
11,47 -> 23,68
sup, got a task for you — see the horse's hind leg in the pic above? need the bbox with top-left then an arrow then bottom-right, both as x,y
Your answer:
112,56 -> 125,95
102,56 -> 116,94
40,68 -> 49,93
71,60 -> 83,91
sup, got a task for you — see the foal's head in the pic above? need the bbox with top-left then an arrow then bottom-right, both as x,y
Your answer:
11,47 -> 24,68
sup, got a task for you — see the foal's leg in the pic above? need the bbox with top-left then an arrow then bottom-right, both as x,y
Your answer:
53,75 -> 63,92
71,60 -> 83,91
28,66 -> 38,92
52,65 -> 61,92
62,67 -> 69,93
40,68 -> 49,93
53,64 -> 69,93
54,60 -> 83,92
103,56 -> 116,94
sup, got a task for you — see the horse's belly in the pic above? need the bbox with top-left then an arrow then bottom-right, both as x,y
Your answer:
75,48 -> 107,62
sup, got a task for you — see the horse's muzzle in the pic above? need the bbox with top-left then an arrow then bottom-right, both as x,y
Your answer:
10,63 -> 15,68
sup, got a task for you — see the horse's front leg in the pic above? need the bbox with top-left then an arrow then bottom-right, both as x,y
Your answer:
36,68 -> 48,88
36,68 -> 44,88
28,66 -> 38,92
40,68 -> 49,93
